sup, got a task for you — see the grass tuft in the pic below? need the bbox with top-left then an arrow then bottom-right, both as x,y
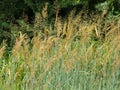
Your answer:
0,10 -> 120,90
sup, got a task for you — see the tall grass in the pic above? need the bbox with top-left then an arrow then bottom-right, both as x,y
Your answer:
0,10 -> 120,90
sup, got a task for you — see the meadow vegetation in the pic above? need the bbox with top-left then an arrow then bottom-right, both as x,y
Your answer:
0,8 -> 120,90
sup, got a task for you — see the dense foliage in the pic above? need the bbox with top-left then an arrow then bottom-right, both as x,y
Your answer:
0,1 -> 120,89
0,0 -> 120,45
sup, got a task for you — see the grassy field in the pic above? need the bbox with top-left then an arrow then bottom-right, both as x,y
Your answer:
0,11 -> 120,90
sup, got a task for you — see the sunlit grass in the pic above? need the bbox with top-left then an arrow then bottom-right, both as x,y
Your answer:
0,10 -> 120,90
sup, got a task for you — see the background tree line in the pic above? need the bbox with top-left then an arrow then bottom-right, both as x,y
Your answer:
0,0 -> 120,46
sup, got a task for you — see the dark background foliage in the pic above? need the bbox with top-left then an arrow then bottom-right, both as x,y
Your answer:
0,0 -> 120,45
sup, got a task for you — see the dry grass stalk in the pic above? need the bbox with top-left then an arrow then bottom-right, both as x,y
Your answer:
12,34 -> 26,63
0,44 -> 6,59
42,2 -> 48,19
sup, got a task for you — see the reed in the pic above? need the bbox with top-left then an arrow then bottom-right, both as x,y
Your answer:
0,9 -> 120,90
